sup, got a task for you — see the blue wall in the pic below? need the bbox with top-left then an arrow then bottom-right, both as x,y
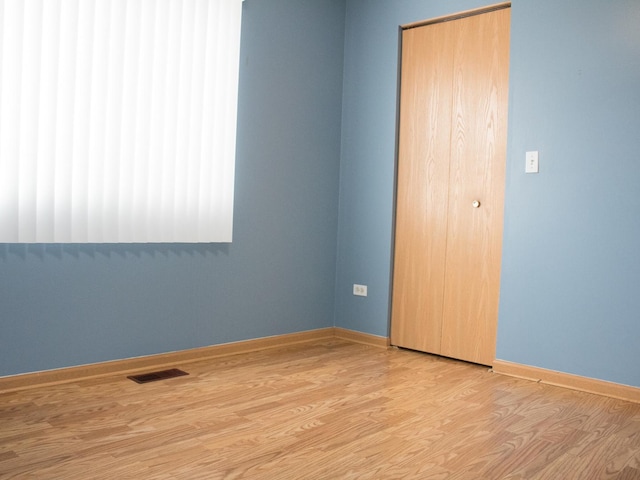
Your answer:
336,0 -> 640,387
3,0 -> 639,389
0,0 -> 345,377
497,0 -> 640,387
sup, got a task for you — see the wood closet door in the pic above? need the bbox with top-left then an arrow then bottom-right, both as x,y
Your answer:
391,7 -> 510,366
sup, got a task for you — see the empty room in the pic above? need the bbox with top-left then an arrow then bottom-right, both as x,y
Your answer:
1,0 -> 639,478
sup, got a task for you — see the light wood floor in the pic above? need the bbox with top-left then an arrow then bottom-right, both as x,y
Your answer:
1,339 -> 639,479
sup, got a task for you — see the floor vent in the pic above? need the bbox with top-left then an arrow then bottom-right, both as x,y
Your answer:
127,368 -> 189,384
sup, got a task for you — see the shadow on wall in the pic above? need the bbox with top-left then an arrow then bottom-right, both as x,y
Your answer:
0,243 -> 230,262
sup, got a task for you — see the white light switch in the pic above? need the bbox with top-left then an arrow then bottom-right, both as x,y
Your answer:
526,151 -> 539,173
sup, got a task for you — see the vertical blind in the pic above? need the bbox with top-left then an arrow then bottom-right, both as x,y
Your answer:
0,0 -> 242,243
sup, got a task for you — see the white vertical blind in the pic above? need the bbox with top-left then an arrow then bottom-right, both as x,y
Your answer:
0,0 -> 242,243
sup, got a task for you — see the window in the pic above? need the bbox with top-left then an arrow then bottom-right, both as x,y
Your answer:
0,0 -> 242,243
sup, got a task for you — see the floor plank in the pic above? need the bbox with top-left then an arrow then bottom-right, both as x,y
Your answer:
1,339 -> 639,479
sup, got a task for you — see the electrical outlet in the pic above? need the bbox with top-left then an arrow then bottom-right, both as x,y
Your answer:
353,284 -> 368,297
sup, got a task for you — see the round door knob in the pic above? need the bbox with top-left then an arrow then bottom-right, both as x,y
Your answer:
472,200 -> 481,208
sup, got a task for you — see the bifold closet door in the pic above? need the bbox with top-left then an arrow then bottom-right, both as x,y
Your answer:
391,7 -> 510,366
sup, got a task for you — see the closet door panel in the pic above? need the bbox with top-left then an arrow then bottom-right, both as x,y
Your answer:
440,8 -> 510,365
390,22 -> 454,353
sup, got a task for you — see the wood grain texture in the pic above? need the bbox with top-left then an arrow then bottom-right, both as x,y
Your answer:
392,7 -> 510,366
391,21 -> 454,354
0,328 -> 335,394
493,360 -> 640,404
440,8 -> 510,366
1,340 -> 639,479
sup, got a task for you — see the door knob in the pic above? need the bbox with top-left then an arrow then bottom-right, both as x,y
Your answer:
472,200 -> 481,208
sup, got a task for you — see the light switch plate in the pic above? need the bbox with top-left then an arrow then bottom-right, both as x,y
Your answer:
526,151 -> 539,173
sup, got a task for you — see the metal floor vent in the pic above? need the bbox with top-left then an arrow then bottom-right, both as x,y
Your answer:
127,368 -> 189,384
